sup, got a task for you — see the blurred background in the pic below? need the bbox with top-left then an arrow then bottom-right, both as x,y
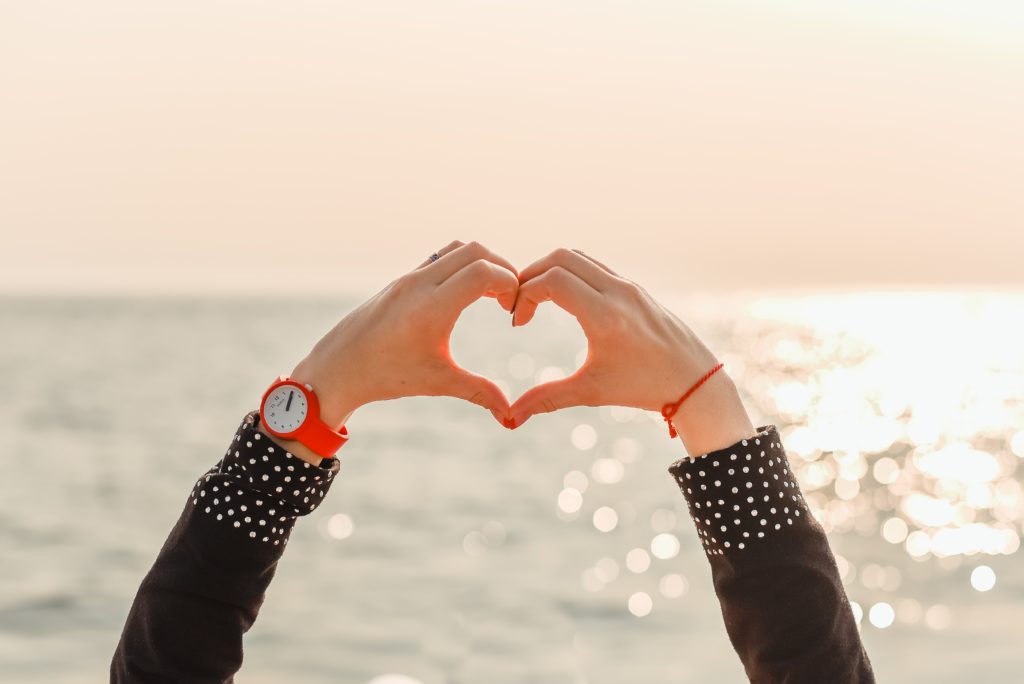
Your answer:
1,1 -> 1022,683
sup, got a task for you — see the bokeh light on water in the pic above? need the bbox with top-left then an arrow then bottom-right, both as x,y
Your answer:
511,291 -> 1022,681
1,291 -> 1020,683
544,292 -> 1022,636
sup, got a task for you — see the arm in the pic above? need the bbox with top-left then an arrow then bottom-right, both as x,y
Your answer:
112,240 -> 520,683
667,421 -> 873,683
509,248 -> 874,683
110,413 -> 339,683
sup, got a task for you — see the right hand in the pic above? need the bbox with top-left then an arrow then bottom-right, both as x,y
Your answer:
291,240 -> 520,430
508,248 -> 755,456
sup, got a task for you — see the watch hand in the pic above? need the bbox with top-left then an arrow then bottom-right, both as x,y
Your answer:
286,390 -> 294,411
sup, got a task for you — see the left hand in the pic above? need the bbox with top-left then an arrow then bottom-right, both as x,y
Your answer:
507,248 -> 754,456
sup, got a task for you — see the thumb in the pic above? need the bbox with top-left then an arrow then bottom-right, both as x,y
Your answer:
442,367 -> 512,427
509,371 -> 588,429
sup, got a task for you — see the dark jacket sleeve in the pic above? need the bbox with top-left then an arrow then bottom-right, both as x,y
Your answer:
668,425 -> 874,684
111,411 -> 340,684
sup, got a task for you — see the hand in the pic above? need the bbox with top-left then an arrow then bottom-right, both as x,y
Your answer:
285,240 -> 520,443
508,248 -> 755,456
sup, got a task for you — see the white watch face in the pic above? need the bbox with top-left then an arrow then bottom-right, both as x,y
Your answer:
263,384 -> 309,434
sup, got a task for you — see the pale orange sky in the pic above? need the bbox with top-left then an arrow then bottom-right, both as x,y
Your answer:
1,1 -> 1021,296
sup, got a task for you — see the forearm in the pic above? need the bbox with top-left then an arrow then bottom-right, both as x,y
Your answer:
668,418 -> 874,682
111,412 -> 339,683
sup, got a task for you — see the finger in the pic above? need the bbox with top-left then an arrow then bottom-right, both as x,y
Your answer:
571,249 -> 620,277
517,247 -> 616,292
424,241 -> 518,283
435,258 -> 520,312
416,240 -> 465,269
441,366 -> 512,425
508,371 -> 588,429
511,266 -> 604,327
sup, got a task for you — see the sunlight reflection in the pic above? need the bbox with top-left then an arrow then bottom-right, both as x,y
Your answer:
628,592 -> 653,617
626,548 -> 651,573
592,506 -> 618,532
868,602 -> 895,629
658,573 -> 688,598
364,675 -> 424,684
557,488 -> 583,514
325,513 -> 354,540
748,294 -> 1022,567
970,565 -> 996,592
650,533 -> 680,560
915,443 -> 1002,483
561,293 -> 1021,622
591,457 -> 625,484
925,604 -> 952,630
571,424 -> 598,451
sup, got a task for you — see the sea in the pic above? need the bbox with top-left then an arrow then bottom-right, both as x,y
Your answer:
1,290 -> 1021,683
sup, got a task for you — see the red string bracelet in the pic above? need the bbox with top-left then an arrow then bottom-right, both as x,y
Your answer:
661,362 -> 725,439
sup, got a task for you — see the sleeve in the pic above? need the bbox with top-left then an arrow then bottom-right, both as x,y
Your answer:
667,425 -> 875,684
110,411 -> 341,684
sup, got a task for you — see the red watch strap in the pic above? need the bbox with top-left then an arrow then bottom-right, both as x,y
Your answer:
302,418 -> 349,459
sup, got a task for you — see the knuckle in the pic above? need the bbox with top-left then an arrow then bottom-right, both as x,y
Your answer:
516,282 -> 538,303
545,266 -> 573,290
467,258 -> 494,280
439,239 -> 465,253
619,279 -> 644,300
552,246 -> 575,262
388,273 -> 414,293
465,240 -> 485,255
546,265 -> 569,282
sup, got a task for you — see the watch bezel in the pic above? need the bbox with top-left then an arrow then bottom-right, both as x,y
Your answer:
259,377 -> 319,439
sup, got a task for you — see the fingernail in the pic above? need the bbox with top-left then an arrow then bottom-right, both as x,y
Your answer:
502,417 -> 516,430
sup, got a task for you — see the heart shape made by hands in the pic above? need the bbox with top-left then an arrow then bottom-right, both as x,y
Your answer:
448,295 -> 588,425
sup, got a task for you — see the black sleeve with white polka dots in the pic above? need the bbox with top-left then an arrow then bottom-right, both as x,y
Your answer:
668,425 -> 809,555
191,410 -> 338,547
668,425 -> 875,683
111,411 -> 340,684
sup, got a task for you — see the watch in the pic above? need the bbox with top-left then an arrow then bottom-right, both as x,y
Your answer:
259,376 -> 349,458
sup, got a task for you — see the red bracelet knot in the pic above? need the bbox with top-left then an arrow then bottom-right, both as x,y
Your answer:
661,362 -> 725,439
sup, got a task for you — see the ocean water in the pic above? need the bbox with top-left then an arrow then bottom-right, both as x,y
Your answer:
1,291 -> 1021,684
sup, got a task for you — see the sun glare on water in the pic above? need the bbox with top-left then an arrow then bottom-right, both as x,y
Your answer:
547,291 -> 1023,626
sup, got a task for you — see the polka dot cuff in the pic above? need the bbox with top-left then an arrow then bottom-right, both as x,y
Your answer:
667,425 -> 809,556
189,411 -> 340,546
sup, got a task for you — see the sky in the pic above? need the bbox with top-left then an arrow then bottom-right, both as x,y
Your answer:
1,1 -> 1022,296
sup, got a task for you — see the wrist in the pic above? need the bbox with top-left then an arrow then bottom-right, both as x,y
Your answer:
257,359 -> 359,465
670,372 -> 756,457
290,357 -> 361,429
